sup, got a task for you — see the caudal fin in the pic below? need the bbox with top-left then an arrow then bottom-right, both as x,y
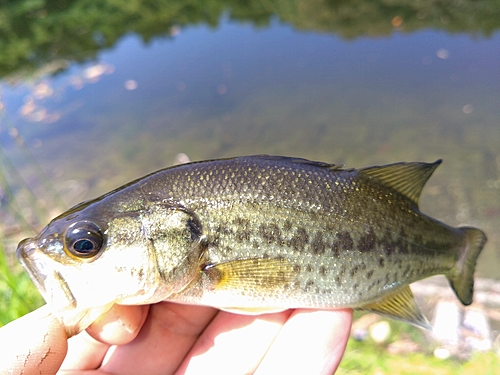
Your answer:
447,227 -> 487,306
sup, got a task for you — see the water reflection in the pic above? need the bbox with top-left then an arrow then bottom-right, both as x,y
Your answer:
17,63 -> 115,124
2,0 -> 500,80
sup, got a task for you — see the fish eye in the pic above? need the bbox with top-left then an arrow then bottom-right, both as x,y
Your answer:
65,221 -> 104,258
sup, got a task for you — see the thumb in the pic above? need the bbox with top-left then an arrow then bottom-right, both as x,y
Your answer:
0,305 -> 68,375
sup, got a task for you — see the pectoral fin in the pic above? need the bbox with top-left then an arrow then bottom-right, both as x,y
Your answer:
204,258 -> 296,292
360,286 -> 431,330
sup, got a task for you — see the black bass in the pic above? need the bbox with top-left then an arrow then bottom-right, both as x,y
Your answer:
16,156 -> 487,334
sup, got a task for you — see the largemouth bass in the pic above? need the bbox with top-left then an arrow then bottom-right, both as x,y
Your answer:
16,156 -> 487,335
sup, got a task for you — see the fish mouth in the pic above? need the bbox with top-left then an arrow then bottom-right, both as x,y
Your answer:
16,238 -> 112,335
16,238 -> 77,311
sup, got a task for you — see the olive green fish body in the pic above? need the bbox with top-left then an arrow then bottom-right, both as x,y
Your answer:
141,157 -> 475,308
16,156 -> 487,333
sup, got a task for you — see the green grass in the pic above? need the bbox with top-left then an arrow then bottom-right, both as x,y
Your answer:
338,318 -> 500,375
339,339 -> 500,375
0,244 -> 44,326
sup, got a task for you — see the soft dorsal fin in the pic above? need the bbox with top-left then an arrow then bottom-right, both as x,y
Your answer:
359,160 -> 442,206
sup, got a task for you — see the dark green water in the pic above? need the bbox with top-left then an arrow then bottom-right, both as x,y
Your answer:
0,1 -> 499,279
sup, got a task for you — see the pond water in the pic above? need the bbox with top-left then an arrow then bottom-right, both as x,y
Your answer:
0,2 -> 499,279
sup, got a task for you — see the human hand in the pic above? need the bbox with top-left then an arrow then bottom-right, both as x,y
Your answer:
0,303 -> 352,375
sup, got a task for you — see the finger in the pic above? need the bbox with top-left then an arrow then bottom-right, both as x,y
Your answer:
0,305 -> 68,375
255,309 -> 353,375
86,304 -> 150,345
60,305 -> 148,371
100,302 -> 218,375
177,309 -> 292,375
60,330 -> 110,371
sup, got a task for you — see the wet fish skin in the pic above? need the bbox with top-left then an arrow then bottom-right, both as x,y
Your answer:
16,156 -> 487,333
160,157 -> 483,307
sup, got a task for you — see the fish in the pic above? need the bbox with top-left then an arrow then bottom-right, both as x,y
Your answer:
16,155 -> 487,335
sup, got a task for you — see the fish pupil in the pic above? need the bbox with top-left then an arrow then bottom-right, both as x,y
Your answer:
73,239 -> 95,253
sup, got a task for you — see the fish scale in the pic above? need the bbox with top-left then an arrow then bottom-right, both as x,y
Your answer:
16,155 -> 487,334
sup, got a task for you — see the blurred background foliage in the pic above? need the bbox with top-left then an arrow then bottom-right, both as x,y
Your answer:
2,0 -> 500,80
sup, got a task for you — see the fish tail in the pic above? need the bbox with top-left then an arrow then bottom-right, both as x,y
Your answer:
447,227 -> 487,306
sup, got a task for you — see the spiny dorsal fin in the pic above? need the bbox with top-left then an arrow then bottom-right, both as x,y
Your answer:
359,160 -> 442,206
360,286 -> 431,330
244,155 -> 345,171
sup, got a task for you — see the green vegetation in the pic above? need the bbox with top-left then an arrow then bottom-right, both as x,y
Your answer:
2,0 -> 500,80
0,244 -> 43,327
339,340 -> 500,374
0,121 -> 58,327
338,319 -> 500,374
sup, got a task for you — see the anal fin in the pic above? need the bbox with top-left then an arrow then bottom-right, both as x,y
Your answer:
360,286 -> 431,330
